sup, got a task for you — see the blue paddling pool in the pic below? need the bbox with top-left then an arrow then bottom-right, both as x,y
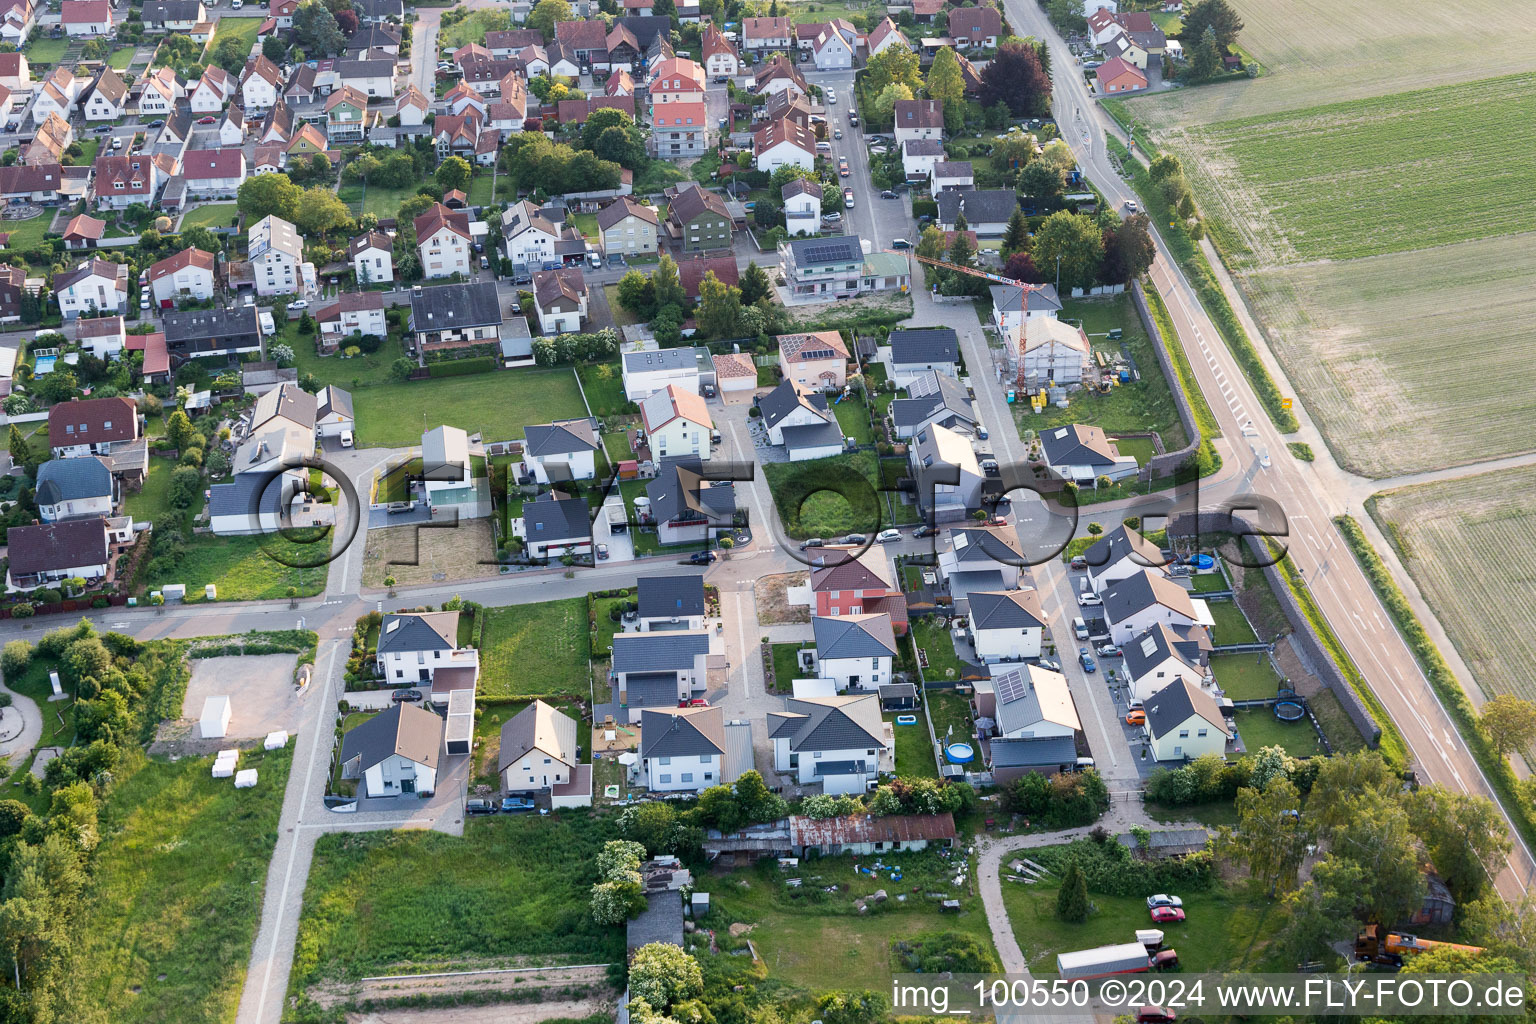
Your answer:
895,714 -> 917,725
945,742 -> 975,764
1192,554 -> 1215,570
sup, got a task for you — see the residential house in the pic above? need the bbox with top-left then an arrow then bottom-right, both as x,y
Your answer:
866,16 -> 910,57
902,138 -> 945,181
596,196 -> 658,257
60,0 -> 112,35
990,281 -> 1061,336
648,56 -> 704,105
605,24 -> 641,68
955,50 -> 985,93
353,0 -> 403,24
988,734 -> 1079,782
701,25 -> 740,77
777,234 -> 864,298
645,457 -> 735,545
23,112 -> 72,166
241,55 -> 284,114
752,55 -> 806,98
248,214 -> 303,296
0,51 -> 28,91
911,423 -> 984,522
346,25 -> 401,56
416,422 -> 474,506
1084,523 -> 1170,592
147,246 -> 215,309
142,0 -> 204,30
741,15 -> 792,50
48,396 -> 139,459
444,81 -> 487,119
520,419 -> 598,484
813,613 -> 897,692
0,265 -> 22,323
499,700 -> 580,792
968,589 -> 1046,663
339,702 -> 442,796
414,202 -> 472,279
977,663 -> 1081,740
758,380 -> 844,461
257,99 -> 294,145
1039,423 -> 1138,485
1142,678 -> 1230,761
161,305 -> 263,359
30,67 -> 80,126
0,83 -> 12,123
218,105 -> 246,146
252,145 -> 284,175
607,68 -> 635,96
939,523 -> 1025,596
764,88 -> 812,128
650,101 -> 709,159
811,19 -> 859,69
781,178 -> 822,236
35,456 -> 114,523
61,214 -> 104,250
531,266 -> 587,334
349,230 -> 393,285
931,160 -> 974,192
315,385 -> 355,439
789,811 -> 954,854
484,28 -> 543,57
1096,55 -> 1147,93
4,517 -> 112,593
886,328 -> 959,386
637,574 -> 707,631
639,706 -> 745,793
326,85 -> 369,142
1101,569 -> 1208,645
1012,316 -> 1090,385
893,99 -> 944,145
621,347 -> 704,402
556,94 -> 635,125
935,189 -> 1018,236
948,5 -> 1001,48
0,164 -> 64,205
408,281 -> 502,352
54,258 -> 127,318
807,548 -> 908,633
555,19 -> 609,70
314,292 -> 387,351
269,0 -> 300,28
753,116 -> 815,173
639,385 -> 713,462
181,148 -> 246,199
500,201 -> 563,269
285,122 -> 328,160
516,490 -> 593,558
1125,622 -> 1212,703
613,629 -> 711,716
337,57 -> 393,97
890,370 -> 975,439
678,254 -> 738,301
73,314 -> 124,360
394,83 -> 430,126
137,66 -> 183,116
711,352 -> 757,395
82,67 -> 127,121
665,183 -> 732,253
769,694 -> 891,794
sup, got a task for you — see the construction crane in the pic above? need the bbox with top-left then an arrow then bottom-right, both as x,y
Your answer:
912,253 -> 1054,394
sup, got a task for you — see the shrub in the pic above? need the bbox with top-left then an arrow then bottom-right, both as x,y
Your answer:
0,639 -> 31,678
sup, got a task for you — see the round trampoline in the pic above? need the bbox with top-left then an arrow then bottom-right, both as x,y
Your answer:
1274,700 -> 1306,722
945,742 -> 976,764
1191,554 -> 1216,570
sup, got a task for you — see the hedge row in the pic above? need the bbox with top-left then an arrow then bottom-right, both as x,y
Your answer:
1335,513 -> 1536,855
427,356 -> 497,377
1107,136 -> 1299,434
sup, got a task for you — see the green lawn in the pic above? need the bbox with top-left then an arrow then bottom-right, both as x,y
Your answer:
65,748 -> 293,1024
762,451 -> 882,539
23,36 -> 67,64
125,456 -> 179,524
285,319 -> 410,389
1205,599 -> 1258,645
1016,293 -> 1189,453
352,370 -> 589,448
374,457 -> 421,504
288,815 -> 622,995
69,137 -> 101,167
1000,865 -> 1286,975
602,283 -> 641,328
465,171 -> 497,207
212,14 -> 261,50
926,688 -> 975,747
1111,435 -> 1157,466
572,213 -> 599,240
1190,570 -> 1231,593
769,641 -> 810,692
1308,687 -> 1367,755
337,182 -> 433,220
601,430 -> 632,463
911,617 -> 970,683
478,598 -> 591,697
577,360 -> 631,417
831,392 -> 872,445
107,45 -> 135,69
886,711 -> 936,778
179,204 -> 241,230
1208,652 -> 1282,700
141,532 -> 329,600
8,657 -> 74,803
1233,707 -> 1325,758
436,7 -> 513,46
1,213 -> 53,252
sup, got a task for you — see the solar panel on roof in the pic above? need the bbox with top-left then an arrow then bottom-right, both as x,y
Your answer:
996,669 -> 1027,705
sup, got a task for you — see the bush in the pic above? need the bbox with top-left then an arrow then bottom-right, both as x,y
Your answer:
10,604 -> 34,619
426,356 -> 497,378
999,769 -> 1109,827
0,639 -> 31,678
32,589 -> 62,606
1033,837 -> 1215,898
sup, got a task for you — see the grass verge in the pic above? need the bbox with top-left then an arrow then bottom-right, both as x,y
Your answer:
1143,285 -> 1221,475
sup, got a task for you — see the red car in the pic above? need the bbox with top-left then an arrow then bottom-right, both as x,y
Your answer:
1150,905 -> 1185,924
689,698 -> 708,707
196,115 -> 217,124
1137,1007 -> 1176,1024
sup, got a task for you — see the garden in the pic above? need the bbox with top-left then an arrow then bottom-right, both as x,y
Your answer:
477,598 -> 592,698
761,451 -> 884,540
352,368 -> 590,448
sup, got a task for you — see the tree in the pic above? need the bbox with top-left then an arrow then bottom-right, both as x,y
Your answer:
926,47 -> 966,135
1188,25 -> 1222,82
0,801 -> 28,840
869,82 -> 914,127
1055,859 -> 1089,921
1031,211 -> 1103,292
979,41 -> 1051,117
238,173 -> 302,223
165,409 -> 196,450
593,123 -> 647,169
615,269 -> 656,319
739,261 -> 770,306
617,801 -> 676,853
1148,152 -> 1183,182
6,423 -> 26,467
1479,693 -> 1536,757
1182,0 -> 1244,50
1045,0 -> 1086,34
434,156 -> 472,194
1227,779 -> 1311,894
914,225 -> 947,285
863,44 -> 922,95
1330,790 -> 1426,924
589,878 -> 645,924
628,942 -> 704,1012
1003,251 -> 1046,283
733,770 -> 786,823
293,0 -> 345,56
0,640 -> 30,679
1307,750 -> 1399,832
294,186 -> 350,237
816,990 -> 888,1024
1000,208 -> 1030,259
1279,855 -> 1365,967
526,0 -> 573,41
262,34 -> 289,62
1407,787 -> 1511,903
390,357 -> 416,381
335,6 -> 357,33
61,637 -> 111,688
696,271 -> 742,339
1099,213 -> 1156,285
650,253 -> 686,312
1017,159 -> 1064,211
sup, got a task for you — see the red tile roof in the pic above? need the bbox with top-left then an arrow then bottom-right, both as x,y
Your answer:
678,253 -> 738,299
181,147 -> 246,181
48,396 -> 139,448
149,246 -> 214,283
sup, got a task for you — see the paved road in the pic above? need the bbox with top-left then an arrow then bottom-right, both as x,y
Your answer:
995,0 -> 1536,898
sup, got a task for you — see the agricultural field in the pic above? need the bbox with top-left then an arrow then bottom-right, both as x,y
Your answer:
1171,74 -> 1535,269
1369,466 -> 1536,703
1238,231 -> 1536,477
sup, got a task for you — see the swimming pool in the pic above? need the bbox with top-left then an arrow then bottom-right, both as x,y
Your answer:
33,355 -> 55,374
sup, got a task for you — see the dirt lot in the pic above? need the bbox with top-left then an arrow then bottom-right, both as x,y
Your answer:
754,572 -> 809,624
152,654 -> 303,754
318,963 -> 617,1022
362,519 -> 500,588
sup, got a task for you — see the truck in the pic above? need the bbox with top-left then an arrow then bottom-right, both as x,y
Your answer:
1056,942 -> 1153,980
1354,924 -> 1484,962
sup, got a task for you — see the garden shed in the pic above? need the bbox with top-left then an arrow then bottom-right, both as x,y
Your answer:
200,695 -> 231,739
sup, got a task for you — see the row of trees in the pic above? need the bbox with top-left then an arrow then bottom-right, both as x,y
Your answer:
614,253 -> 785,344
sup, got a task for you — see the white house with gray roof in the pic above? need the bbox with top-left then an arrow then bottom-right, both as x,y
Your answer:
968,589 -> 1046,663
1125,622 -> 1212,702
1143,677 -> 1230,762
316,385 -> 355,439
1040,423 -> 1139,485
1084,523 -> 1170,593
420,424 -> 489,519
989,281 -> 1061,337
812,613 -> 897,692
911,423 -> 984,523
939,524 -> 1025,596
637,574 -> 707,631
1101,569 -> 1211,645
520,419 -> 598,484
890,370 -> 976,439
339,702 -> 442,797
515,490 -> 592,558
980,663 -> 1080,740
883,328 -> 959,388
499,699 -> 579,792
35,457 -> 114,522
613,629 -> 711,721
769,694 -> 891,795
375,610 -> 481,686
638,705 -> 739,793
757,380 -> 845,460
621,346 -> 708,401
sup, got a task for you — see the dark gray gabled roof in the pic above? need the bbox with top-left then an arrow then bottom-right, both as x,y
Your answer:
780,418 -> 844,454
646,458 -> 735,525
1101,570 -> 1197,625
612,630 -> 711,674
989,281 -> 1061,314
813,613 -> 897,659
624,671 -> 682,708
757,379 -> 830,431
377,611 -> 459,654
207,471 -> 289,518
935,188 -> 1019,226
35,457 -> 112,506
1040,423 -> 1120,469
781,695 -> 884,752
893,370 -> 974,427
523,419 -> 598,457
1143,677 -> 1229,740
950,525 -> 1025,564
1123,622 -> 1203,683
522,490 -> 592,542
498,699 -> 578,770
783,233 -> 864,267
637,574 -> 706,619
340,702 -> 442,772
640,705 -> 726,759
888,328 -> 958,366
409,282 -> 501,332
317,385 -> 354,422
969,589 -> 1046,630
1084,523 -> 1168,579
989,734 -> 1077,769
162,305 -> 262,345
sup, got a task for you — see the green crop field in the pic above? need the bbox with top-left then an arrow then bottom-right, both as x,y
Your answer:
1369,466 -> 1536,703
1174,74 -> 1536,268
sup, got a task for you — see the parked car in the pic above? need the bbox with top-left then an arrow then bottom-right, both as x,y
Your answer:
1073,616 -> 1089,639
1149,906 -> 1185,924
799,538 -> 825,550
500,796 -> 536,813
1146,894 -> 1184,909
876,528 -> 901,543
391,687 -> 424,703
816,141 -> 832,152
1038,657 -> 1061,672
289,299 -> 309,310
196,115 -> 217,124
891,238 -> 911,249
92,124 -> 113,134
465,798 -> 495,815
825,88 -> 836,103
838,156 -> 849,177
1096,643 -> 1122,658
339,430 -> 354,448
1126,709 -> 1146,726
841,533 -> 867,545
821,211 -> 843,223
687,550 -> 717,564
147,119 -> 164,128
688,698 -> 708,707
1078,648 -> 1096,673
596,543 -> 609,560
1078,591 -> 1103,607
1069,555 -> 1088,570
912,525 -> 938,538
881,190 -> 898,199
1137,1007 -> 1176,1024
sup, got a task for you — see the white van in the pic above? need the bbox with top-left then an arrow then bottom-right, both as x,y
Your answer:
1073,616 -> 1089,639
339,430 -> 354,448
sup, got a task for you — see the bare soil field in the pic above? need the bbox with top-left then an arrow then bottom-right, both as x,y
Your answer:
1369,466 -> 1536,703
1121,0 -> 1536,129
362,519 -> 500,588
152,654 -> 303,754
323,963 -> 616,1020
1239,232 -> 1536,477
754,571 -> 810,624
